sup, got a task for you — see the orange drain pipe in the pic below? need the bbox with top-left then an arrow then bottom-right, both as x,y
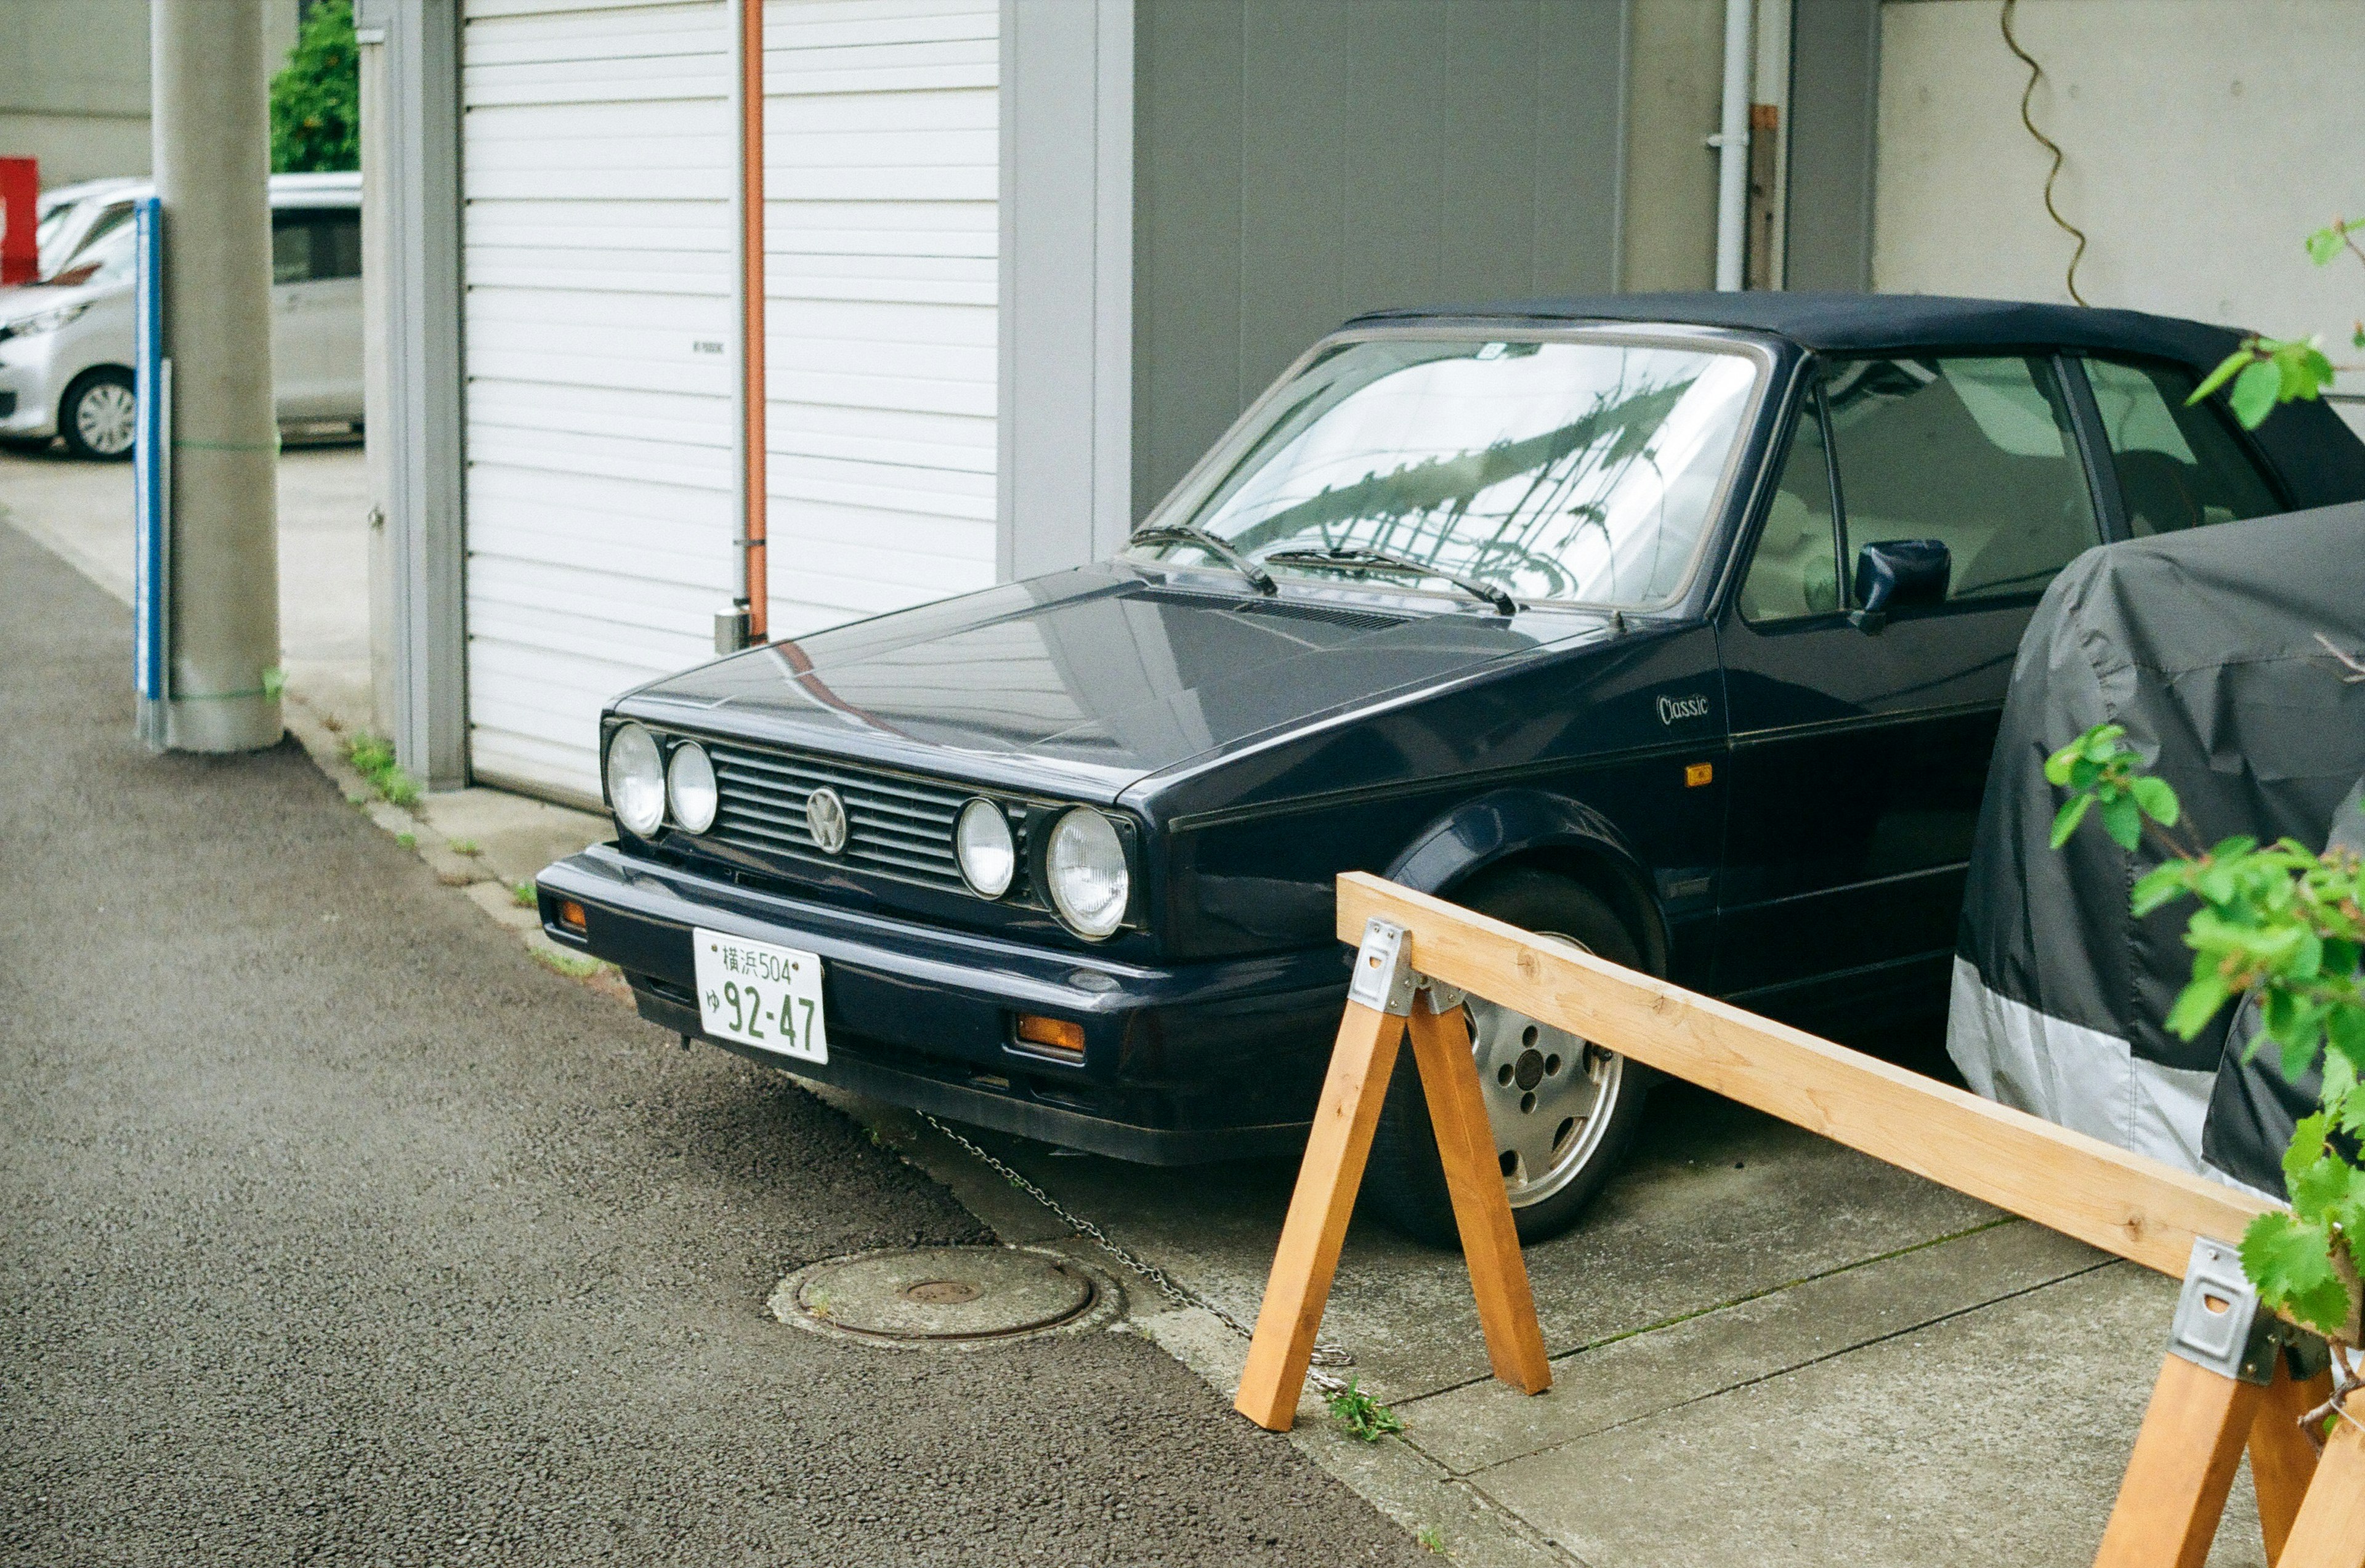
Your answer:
738,0 -> 769,641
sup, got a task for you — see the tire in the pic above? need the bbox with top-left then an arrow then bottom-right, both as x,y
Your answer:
1365,868 -> 1654,1248
59,368 -> 137,461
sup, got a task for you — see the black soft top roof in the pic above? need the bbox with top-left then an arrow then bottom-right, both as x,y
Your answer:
1345,291 -> 2365,509
1347,291 -> 2252,361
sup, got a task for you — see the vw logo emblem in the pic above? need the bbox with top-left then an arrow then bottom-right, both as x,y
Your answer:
805,786 -> 850,855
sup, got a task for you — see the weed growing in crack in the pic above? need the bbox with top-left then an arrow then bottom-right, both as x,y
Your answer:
346,733 -> 422,808
1322,1378 -> 1404,1442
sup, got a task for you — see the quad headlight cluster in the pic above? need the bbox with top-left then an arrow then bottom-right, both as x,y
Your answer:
956,797 -> 1131,939
605,721 -> 1133,939
604,721 -> 715,838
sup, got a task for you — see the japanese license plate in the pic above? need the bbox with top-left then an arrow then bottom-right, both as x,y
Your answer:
693,928 -> 828,1065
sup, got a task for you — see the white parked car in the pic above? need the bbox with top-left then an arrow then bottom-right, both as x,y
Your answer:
0,171 -> 362,459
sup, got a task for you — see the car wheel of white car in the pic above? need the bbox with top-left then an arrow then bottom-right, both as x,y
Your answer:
60,369 -> 137,461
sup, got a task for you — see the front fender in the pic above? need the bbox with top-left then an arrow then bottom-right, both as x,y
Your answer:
1383,786 -> 1670,972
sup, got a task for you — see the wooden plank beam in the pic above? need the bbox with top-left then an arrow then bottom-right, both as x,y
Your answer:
2251,1359 -> 2335,1563
1234,1000 -> 1405,1432
2275,1410 -> 2365,1568
1405,1001 -> 1551,1395
1336,873 -> 2273,1282
2093,1354 -> 2263,1568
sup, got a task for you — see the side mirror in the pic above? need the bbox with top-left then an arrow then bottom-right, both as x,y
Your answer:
1849,539 -> 1951,632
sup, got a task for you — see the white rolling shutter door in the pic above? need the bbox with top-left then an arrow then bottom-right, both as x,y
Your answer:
761,0 -> 1000,638
459,0 -> 735,802
458,0 -> 1001,803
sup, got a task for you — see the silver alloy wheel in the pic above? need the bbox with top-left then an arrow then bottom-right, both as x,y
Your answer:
75,381 -> 137,457
1464,931 -> 1627,1208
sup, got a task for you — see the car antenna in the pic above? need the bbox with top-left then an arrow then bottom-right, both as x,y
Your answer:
1611,609 -> 1627,633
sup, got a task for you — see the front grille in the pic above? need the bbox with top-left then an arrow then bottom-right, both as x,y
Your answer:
704,741 -> 980,894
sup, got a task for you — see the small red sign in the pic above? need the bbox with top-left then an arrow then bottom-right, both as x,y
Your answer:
0,157 -> 38,285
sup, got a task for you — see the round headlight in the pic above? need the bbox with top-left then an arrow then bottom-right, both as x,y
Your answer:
666,740 -> 718,834
1045,807 -> 1130,939
955,798 -> 1016,899
605,722 -> 665,837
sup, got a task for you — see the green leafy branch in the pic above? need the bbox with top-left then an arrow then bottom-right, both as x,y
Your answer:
2049,724 -> 2364,1339
2189,213 -> 2364,429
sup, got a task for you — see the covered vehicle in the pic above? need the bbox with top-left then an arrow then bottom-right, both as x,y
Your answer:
538,293 -> 2365,1245
1949,500 -> 2365,1178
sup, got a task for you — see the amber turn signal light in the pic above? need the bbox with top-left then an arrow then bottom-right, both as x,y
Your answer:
1684,762 -> 1714,788
1014,1014 -> 1086,1056
557,899 -> 588,932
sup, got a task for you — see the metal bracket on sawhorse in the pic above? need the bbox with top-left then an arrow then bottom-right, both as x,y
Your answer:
2095,1237 -> 2346,1568
1235,918 -> 1546,1431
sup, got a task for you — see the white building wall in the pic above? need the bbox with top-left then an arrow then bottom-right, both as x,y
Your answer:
1874,0 -> 2365,430
759,0 -> 1000,640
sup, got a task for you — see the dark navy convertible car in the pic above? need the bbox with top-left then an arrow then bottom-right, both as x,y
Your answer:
537,293 -> 2365,1245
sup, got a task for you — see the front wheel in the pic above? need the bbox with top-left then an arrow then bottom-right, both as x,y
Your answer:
59,368 -> 137,461
1364,869 -> 1652,1248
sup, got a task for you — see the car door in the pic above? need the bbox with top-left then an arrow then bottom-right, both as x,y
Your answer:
1713,354 -> 2106,1024
270,206 -> 362,420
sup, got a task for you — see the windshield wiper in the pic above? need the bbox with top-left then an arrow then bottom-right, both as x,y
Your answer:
1128,525 -> 1278,595
1258,548 -> 1518,616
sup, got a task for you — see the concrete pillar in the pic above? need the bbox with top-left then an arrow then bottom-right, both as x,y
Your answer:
150,0 -> 283,752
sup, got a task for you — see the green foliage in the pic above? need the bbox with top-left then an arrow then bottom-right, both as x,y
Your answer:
1414,1524 -> 1448,1554
511,881 -> 538,908
2188,212 -> 2363,430
533,947 -> 602,980
346,732 -> 421,809
2042,724 -> 2180,852
1322,1378 -> 1405,1442
270,0 -> 360,174
2048,724 -> 2364,1338
450,839 -> 481,857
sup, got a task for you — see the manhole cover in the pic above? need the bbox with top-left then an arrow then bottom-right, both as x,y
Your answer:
769,1245 -> 1122,1348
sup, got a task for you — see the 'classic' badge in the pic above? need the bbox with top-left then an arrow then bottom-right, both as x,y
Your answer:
806,786 -> 850,854
1657,693 -> 1711,724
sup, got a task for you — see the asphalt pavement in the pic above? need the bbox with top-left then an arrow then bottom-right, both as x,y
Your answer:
0,518 -> 1432,1567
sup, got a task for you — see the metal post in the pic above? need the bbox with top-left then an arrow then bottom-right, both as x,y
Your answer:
1711,0 -> 1755,293
149,0 -> 283,752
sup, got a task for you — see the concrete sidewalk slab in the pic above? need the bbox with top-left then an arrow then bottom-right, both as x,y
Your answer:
1471,1263 -> 2263,1568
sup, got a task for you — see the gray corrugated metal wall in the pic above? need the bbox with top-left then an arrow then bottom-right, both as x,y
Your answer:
1130,0 -> 1630,518
1784,0 -> 1878,293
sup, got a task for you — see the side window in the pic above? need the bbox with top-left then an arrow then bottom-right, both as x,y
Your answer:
2082,357 -> 2282,536
1824,355 -> 2100,604
271,211 -> 317,284
314,209 -> 362,280
271,209 -> 360,284
1737,390 -> 1841,623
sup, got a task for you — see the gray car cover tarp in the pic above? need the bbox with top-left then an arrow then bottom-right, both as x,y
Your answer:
1947,501 -> 2365,1184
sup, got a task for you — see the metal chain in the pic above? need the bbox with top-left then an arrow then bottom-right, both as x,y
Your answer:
915,1110 -> 1355,1394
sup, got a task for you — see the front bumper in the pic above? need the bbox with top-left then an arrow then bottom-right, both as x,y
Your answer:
0,342 -> 62,437
536,846 -> 1351,1163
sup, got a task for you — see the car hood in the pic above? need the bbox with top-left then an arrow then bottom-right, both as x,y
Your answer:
623,565 -> 1568,796
0,277 -> 119,318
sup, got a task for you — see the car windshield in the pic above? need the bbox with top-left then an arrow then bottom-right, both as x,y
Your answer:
1133,334 -> 1761,608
